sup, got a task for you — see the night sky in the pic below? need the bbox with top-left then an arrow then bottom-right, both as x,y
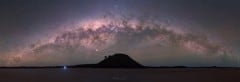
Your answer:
0,0 -> 240,67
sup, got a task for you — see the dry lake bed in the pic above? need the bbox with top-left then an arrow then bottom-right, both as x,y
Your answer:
0,68 -> 239,82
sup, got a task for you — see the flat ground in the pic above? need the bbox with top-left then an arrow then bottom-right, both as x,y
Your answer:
0,68 -> 239,82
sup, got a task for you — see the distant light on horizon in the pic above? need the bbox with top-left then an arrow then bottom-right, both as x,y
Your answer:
63,66 -> 67,70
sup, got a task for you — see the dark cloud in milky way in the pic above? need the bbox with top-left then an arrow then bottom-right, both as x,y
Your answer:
0,0 -> 239,66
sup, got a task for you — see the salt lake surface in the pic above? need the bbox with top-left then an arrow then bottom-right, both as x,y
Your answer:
0,68 -> 239,82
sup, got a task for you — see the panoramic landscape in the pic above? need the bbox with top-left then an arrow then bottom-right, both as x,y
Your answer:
0,0 -> 240,82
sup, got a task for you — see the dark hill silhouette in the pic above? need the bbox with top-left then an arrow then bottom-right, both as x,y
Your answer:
96,53 -> 143,68
68,53 -> 144,68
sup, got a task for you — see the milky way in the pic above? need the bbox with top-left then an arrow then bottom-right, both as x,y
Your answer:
1,13 -> 237,67
0,0 -> 240,67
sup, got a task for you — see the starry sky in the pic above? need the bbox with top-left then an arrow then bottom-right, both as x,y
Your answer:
0,0 -> 240,67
